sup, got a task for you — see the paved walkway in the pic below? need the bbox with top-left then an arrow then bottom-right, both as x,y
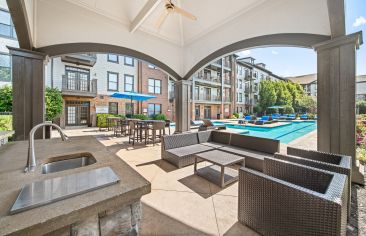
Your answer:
52,127 -> 365,235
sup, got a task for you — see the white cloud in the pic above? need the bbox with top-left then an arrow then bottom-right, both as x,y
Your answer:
240,50 -> 251,56
271,50 -> 279,55
353,16 -> 366,27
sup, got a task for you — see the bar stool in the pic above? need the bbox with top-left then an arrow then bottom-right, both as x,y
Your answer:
128,121 -> 147,145
148,121 -> 166,145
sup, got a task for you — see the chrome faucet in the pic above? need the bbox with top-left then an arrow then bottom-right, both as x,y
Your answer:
25,123 -> 68,173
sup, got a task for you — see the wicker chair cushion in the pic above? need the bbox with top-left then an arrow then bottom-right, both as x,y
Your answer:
200,142 -> 227,148
163,132 -> 199,150
166,144 -> 213,157
230,133 -> 280,154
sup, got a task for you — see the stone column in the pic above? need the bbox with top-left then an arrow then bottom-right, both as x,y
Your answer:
8,47 -> 46,140
314,32 -> 364,184
174,80 -> 191,133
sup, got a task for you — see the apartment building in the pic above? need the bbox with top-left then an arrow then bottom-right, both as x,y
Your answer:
191,55 -> 284,119
191,55 -> 235,120
288,73 -> 366,101
45,54 -> 172,128
0,0 -> 18,87
235,57 -> 284,115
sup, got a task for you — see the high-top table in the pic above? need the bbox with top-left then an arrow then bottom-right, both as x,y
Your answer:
193,150 -> 244,188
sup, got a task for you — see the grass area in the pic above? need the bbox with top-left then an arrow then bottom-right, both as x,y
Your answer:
0,115 -> 12,131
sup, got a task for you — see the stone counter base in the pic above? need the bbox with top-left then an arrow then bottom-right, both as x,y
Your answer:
45,201 -> 142,236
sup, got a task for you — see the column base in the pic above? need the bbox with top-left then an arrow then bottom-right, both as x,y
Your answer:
352,160 -> 365,185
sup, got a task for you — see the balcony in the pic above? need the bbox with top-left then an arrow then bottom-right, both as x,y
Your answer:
223,78 -> 231,85
195,94 -> 222,103
244,73 -> 255,81
61,53 -> 97,67
194,75 -> 222,85
62,75 -> 97,97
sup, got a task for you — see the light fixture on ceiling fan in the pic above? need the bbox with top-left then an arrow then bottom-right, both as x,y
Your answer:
155,0 -> 197,29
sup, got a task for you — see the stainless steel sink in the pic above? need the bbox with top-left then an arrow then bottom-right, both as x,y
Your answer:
42,153 -> 96,174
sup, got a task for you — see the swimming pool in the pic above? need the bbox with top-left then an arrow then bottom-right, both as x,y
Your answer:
214,121 -> 316,144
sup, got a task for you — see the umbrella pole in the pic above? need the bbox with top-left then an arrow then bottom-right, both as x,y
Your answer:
131,98 -> 133,116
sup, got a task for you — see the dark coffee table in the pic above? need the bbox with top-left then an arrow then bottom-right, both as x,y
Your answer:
193,150 -> 244,188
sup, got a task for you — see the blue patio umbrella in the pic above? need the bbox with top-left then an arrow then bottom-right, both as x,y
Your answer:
111,92 -> 156,115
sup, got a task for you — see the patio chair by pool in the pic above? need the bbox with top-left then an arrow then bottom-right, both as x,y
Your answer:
286,114 -> 296,120
238,157 -> 348,236
300,114 -> 308,120
255,116 -> 271,125
271,114 -> 280,120
279,114 -> 288,120
238,115 -> 252,124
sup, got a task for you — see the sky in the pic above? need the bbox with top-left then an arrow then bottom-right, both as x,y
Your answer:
236,0 -> 366,77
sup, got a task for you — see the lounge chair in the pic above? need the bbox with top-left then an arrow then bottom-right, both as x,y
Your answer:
199,119 -> 226,131
254,116 -> 271,125
279,114 -> 288,120
238,157 -> 348,236
238,115 -> 252,124
271,114 -> 280,120
300,114 -> 308,120
286,114 -> 296,120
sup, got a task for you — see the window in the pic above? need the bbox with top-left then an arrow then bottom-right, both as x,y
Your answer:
107,72 -> 119,91
0,9 -> 16,39
148,104 -> 161,117
0,53 -> 11,82
124,74 -> 134,92
65,66 -> 90,91
239,79 -> 242,89
148,78 -> 161,94
125,103 -> 134,115
148,64 -> 157,69
239,93 -> 243,102
124,56 -> 134,66
107,54 -> 119,63
109,102 -> 118,115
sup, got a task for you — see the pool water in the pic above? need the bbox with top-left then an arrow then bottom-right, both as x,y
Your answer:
214,121 -> 316,144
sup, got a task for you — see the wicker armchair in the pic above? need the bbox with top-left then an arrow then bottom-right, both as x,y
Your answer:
238,157 -> 348,236
282,147 -> 351,220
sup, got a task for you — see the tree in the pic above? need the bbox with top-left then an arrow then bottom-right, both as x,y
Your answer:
297,95 -> 317,113
358,101 -> 366,114
258,80 -> 277,113
275,81 -> 292,106
45,87 -> 63,121
0,86 -> 12,112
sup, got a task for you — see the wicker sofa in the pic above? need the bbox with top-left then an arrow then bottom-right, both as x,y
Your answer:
238,157 -> 348,236
161,130 -> 280,169
277,147 -> 352,220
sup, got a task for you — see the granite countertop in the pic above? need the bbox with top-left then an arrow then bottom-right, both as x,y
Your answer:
0,136 -> 151,235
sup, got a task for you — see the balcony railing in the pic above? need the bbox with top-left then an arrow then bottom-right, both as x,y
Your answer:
244,73 -> 255,81
223,78 -> 231,85
62,75 -> 97,97
61,53 -> 97,67
195,94 -> 222,103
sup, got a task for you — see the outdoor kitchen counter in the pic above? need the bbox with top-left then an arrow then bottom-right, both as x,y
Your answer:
0,136 -> 151,235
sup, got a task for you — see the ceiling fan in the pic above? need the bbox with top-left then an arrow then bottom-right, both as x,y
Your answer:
155,0 -> 197,29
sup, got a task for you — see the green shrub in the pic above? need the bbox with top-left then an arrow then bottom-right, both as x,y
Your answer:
232,112 -> 239,118
96,114 -> 124,128
283,105 -> 294,114
361,114 -> 366,120
308,113 -> 316,120
45,87 -> 63,121
357,147 -> 366,165
0,86 -> 12,112
359,101 -> 366,114
0,115 -> 12,131
153,113 -> 166,120
131,114 -> 148,120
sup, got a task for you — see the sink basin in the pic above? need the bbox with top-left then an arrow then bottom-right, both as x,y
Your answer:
42,153 -> 96,174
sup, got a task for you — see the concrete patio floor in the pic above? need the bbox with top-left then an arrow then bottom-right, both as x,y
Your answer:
52,127 -> 364,235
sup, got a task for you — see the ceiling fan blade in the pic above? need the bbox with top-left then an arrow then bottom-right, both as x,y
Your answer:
173,6 -> 197,21
155,10 -> 169,29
